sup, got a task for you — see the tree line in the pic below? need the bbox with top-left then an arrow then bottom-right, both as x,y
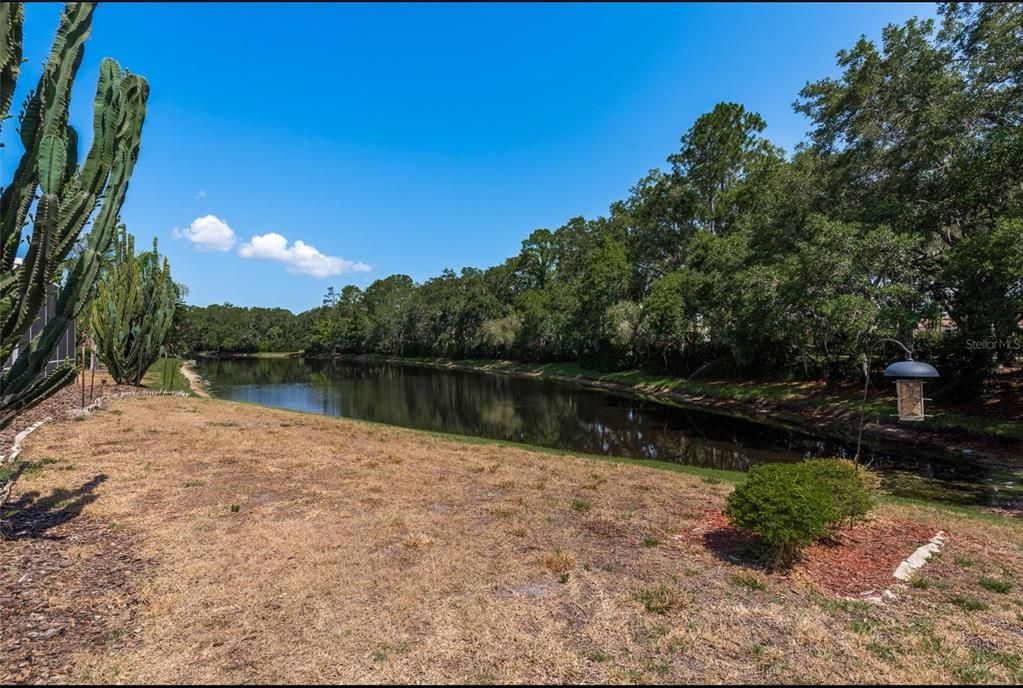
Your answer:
298,5 -> 1023,400
171,303 -> 322,354
183,4 -> 1022,403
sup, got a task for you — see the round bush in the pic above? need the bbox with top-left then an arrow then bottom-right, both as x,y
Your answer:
800,458 -> 876,523
725,463 -> 834,567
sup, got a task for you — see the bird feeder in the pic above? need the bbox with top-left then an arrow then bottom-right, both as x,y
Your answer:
883,356 -> 939,421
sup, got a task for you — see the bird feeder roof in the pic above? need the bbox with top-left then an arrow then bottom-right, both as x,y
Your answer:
883,359 -> 940,379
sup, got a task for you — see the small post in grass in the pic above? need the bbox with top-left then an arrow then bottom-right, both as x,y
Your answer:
81,344 -> 86,408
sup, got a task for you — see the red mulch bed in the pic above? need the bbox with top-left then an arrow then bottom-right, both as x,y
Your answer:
800,518 -> 939,596
683,509 -> 941,597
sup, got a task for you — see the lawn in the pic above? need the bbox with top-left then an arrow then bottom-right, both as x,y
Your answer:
141,357 -> 193,394
2,396 -> 1022,683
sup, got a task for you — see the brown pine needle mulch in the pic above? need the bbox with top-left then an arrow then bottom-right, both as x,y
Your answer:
2,395 -> 1022,684
0,378 -> 139,451
1,483 -> 150,684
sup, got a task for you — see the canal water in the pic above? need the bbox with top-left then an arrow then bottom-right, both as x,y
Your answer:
196,357 -> 1022,505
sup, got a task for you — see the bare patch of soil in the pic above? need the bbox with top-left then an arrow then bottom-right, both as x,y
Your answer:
178,360 -> 209,397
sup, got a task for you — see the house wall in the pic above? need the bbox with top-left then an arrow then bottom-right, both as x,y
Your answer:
3,283 -> 77,375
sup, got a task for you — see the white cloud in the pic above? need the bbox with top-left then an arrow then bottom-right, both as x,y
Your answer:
238,232 -> 371,278
172,214 -> 236,252
195,189 -> 207,199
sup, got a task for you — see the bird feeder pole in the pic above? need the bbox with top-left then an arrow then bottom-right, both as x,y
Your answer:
854,338 -> 939,462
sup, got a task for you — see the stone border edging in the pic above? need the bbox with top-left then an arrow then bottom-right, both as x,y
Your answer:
3,418 -> 52,465
76,389 -> 189,415
893,531 -> 947,581
1,418 -> 54,505
860,530 -> 948,604
2,389 -> 188,505
4,389 -> 188,460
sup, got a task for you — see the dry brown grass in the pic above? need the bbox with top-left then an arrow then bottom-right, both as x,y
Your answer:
6,395 -> 1023,684
539,550 -> 576,574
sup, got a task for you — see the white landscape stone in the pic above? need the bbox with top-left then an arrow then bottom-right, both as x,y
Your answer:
848,530 -> 948,606
893,531 -> 947,582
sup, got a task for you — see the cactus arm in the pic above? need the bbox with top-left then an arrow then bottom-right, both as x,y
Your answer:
1,67 -> 148,388
80,57 -> 121,194
0,193 -> 59,356
1,2 -> 94,272
0,2 -> 24,131
1,2 -> 149,435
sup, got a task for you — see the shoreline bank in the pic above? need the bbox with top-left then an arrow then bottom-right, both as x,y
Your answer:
179,360 -> 210,397
314,354 -> 1023,467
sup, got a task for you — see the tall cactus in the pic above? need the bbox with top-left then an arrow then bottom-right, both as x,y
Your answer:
91,228 -> 178,386
0,2 -> 149,432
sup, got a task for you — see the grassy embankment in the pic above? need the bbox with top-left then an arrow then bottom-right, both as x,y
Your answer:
348,355 -> 1023,445
141,357 -> 209,396
218,391 -> 1015,522
6,394 -> 1022,683
141,357 -> 192,394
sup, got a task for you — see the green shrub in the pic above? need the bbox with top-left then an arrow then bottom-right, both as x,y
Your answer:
801,458 -> 876,523
726,463 -> 834,567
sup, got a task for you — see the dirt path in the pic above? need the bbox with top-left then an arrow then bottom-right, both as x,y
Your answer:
4,396 -> 1022,683
180,360 -> 209,397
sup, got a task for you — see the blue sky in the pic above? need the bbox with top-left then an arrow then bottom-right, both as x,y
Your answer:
6,2 -> 937,313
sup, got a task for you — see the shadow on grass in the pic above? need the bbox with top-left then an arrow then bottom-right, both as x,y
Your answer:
0,474 -> 107,540
700,524 -> 784,572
